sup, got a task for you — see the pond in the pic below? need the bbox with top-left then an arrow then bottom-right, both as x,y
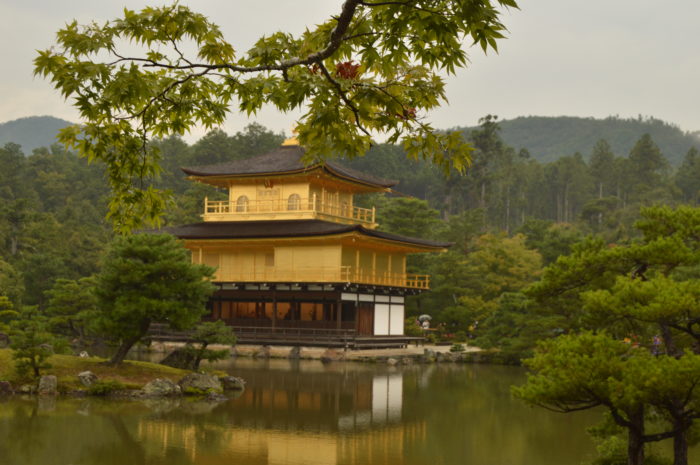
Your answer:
0,359 -> 608,465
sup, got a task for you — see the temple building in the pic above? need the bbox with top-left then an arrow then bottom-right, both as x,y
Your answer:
166,138 -> 450,347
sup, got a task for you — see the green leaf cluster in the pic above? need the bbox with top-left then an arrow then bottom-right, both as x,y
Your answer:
34,1 -> 518,230
93,233 -> 215,364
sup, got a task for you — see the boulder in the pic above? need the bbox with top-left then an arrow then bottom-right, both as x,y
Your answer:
143,378 -> 182,397
77,371 -> 98,387
387,357 -> 399,366
178,373 -> 223,395
38,375 -> 58,396
220,376 -> 246,391
18,384 -> 35,394
0,380 -> 13,395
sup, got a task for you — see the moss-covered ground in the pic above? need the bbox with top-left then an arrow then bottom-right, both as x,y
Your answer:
0,348 -> 189,389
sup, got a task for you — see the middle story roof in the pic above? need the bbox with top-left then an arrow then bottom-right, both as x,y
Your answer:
165,219 -> 451,252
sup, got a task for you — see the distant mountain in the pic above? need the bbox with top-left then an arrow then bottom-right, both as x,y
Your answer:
0,116 -> 74,154
460,116 -> 700,165
4,114 -> 700,165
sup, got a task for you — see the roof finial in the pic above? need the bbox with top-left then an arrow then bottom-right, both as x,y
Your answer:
281,124 -> 299,146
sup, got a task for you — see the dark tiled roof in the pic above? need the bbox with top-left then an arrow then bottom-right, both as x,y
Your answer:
182,145 -> 397,188
164,220 -> 451,249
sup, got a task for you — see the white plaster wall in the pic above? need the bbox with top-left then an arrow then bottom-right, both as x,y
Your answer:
374,303 -> 390,335
389,304 -> 404,335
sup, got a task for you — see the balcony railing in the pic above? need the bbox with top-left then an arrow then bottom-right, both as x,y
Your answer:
203,196 -> 376,225
213,264 -> 430,289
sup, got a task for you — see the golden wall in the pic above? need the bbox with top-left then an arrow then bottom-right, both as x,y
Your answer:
192,242 -> 409,285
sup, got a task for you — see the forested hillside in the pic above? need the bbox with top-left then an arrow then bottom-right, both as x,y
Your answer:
3,118 -> 700,364
460,115 -> 700,165
0,116 -> 73,153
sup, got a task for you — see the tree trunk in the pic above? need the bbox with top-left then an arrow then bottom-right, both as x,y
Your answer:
109,320 -> 151,365
563,182 -> 569,223
627,407 -> 645,465
193,342 -> 208,371
673,428 -> 688,465
505,193 -> 511,234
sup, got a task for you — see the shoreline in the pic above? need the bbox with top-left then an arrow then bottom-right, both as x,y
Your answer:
137,341 -> 513,365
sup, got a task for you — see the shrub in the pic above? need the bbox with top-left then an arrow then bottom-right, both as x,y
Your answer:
87,380 -> 126,396
449,343 -> 465,353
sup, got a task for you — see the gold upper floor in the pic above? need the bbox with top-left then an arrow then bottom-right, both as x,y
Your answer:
201,177 -> 379,227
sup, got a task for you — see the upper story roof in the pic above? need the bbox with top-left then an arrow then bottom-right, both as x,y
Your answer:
182,145 -> 397,190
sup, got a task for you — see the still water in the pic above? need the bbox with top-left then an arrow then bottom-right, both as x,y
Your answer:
0,359 -> 603,465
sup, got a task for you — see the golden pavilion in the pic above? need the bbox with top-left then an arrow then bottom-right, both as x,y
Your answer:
167,139 -> 449,347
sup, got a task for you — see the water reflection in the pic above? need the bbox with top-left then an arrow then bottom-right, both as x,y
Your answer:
0,361 -> 611,465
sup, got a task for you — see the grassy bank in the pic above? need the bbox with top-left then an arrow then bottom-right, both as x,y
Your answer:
0,348 -> 188,390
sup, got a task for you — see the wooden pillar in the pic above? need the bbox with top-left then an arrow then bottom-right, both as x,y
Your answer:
355,249 -> 360,281
272,288 -> 277,330
388,254 -> 393,285
198,247 -> 203,264
337,294 -> 342,330
372,252 -> 376,283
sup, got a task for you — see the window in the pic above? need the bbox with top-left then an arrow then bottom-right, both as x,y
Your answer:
235,195 -> 249,212
287,193 -> 301,211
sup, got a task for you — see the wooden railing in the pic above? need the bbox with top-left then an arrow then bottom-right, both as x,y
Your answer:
214,264 -> 430,289
203,196 -> 376,225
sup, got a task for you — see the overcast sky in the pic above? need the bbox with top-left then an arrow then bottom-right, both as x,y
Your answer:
2,0 -> 699,140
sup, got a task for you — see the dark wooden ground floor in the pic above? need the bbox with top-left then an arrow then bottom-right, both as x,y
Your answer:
150,282 -> 420,348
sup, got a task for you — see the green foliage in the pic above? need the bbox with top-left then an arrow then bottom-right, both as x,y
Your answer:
10,307 -> 67,378
35,1 -> 517,231
517,206 -> 700,465
44,277 -> 97,341
518,220 -> 583,265
0,296 -> 18,336
675,147 -> 700,204
86,380 -> 127,396
0,260 -> 24,307
404,317 -> 422,337
475,292 -> 550,360
93,233 -> 215,364
449,343 -> 465,353
422,233 -> 542,333
376,197 -> 442,239
184,320 -> 236,370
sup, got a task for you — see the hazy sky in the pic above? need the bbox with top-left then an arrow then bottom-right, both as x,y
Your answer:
2,0 -> 699,140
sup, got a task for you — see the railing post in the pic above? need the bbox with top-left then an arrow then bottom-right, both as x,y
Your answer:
372,206 -> 376,224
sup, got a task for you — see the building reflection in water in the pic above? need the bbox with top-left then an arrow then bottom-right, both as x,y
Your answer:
135,362 -> 424,465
